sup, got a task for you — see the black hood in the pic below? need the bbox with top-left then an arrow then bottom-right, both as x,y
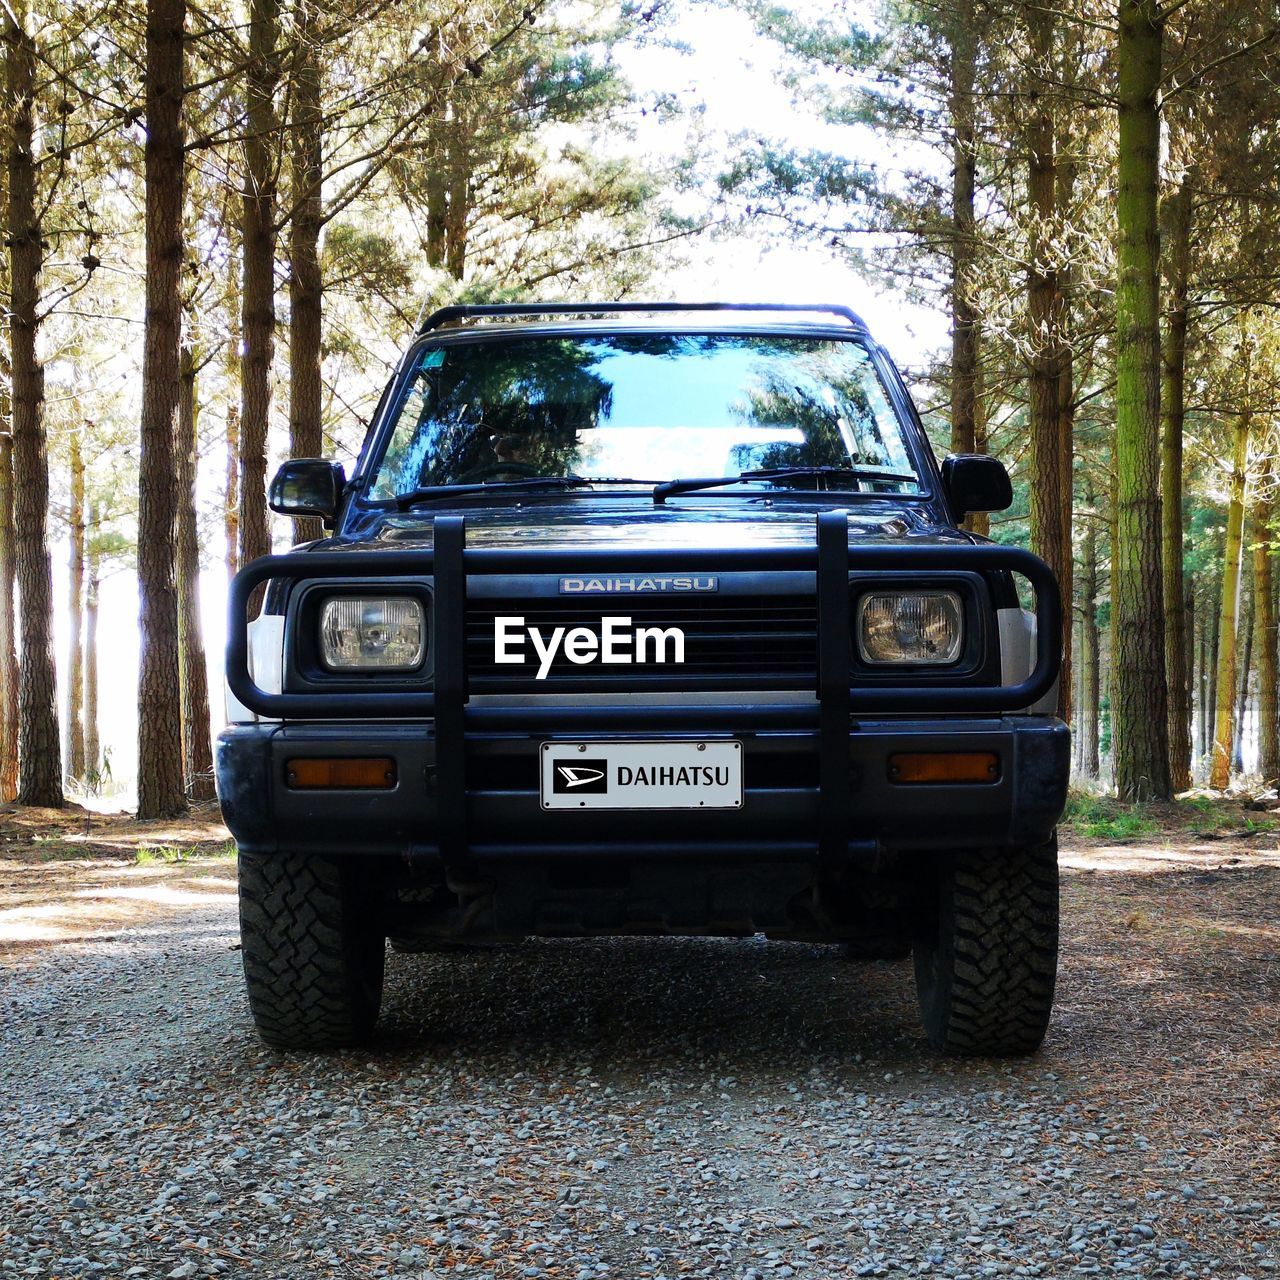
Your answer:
320,496 -> 973,554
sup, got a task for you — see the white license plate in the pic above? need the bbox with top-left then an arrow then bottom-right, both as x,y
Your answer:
540,740 -> 743,810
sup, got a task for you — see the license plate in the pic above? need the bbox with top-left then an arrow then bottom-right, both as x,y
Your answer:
540,740 -> 743,810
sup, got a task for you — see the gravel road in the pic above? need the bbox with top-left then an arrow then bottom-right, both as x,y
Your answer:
1,847 -> 1277,1279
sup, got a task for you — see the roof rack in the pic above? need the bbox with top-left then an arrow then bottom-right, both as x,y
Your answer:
417,301 -> 869,335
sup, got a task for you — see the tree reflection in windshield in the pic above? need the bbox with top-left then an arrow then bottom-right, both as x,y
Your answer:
369,333 -> 921,498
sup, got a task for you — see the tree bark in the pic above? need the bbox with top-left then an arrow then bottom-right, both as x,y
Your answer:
444,104 -> 470,280
238,0 -> 280,596
425,114 -> 447,269
177,345 -> 214,801
136,0 -> 187,818
1233,563 -> 1253,775
84,499 -> 100,782
1026,3 -> 1072,724
1183,578 -> 1195,775
66,427 -> 85,781
1160,173 -> 1193,791
1195,576 -> 1208,767
949,0 -> 978,469
224,325 -> 240,581
1256,474 -> 1280,784
0,414 -> 17,802
288,11 -> 325,545
6,3 -> 61,807
1077,510 -> 1100,779
1203,578 -> 1213,769
1112,0 -> 1170,800
1210,412 -> 1249,790
968,346 -> 990,539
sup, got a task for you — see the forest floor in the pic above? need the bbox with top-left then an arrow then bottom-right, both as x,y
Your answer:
0,798 -> 1276,1278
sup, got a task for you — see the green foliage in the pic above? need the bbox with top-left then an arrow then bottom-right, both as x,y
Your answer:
29,835 -> 82,862
1062,792 -> 1157,840
134,844 -> 189,866
1178,795 -> 1277,837
79,749 -> 112,800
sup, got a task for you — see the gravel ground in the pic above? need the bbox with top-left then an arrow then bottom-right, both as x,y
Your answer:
1,830 -> 1277,1279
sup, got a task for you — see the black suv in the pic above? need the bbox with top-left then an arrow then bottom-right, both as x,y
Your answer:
217,302 -> 1067,1056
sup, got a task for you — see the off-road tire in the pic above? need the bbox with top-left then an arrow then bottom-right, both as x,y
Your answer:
913,837 -> 1058,1056
238,851 -> 385,1050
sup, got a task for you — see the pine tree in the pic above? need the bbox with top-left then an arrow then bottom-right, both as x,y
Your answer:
136,0 -> 188,818
6,1 -> 62,807
1111,0 -> 1170,801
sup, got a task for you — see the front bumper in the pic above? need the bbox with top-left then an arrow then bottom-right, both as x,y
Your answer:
216,713 -> 1069,864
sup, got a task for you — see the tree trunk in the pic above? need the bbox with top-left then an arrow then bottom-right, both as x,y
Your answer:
1057,154 -> 1077,719
1077,511 -> 1100,779
84,499 -> 100,781
6,3 -> 62,807
238,0 -> 280,596
1233,564 -> 1253,775
969,345 -> 990,539
136,0 -> 187,819
949,0 -> 978,469
66,427 -> 85,781
1195,576 -> 1208,768
224,325 -> 240,581
1160,173 -> 1192,791
177,345 -> 215,802
1026,4 -> 1072,724
1256,475 -> 1280,784
1183,578 -> 1195,775
1112,0 -> 1170,800
0,413 -> 17,803
444,105 -> 469,280
288,14 -> 325,545
425,115 -> 447,270
1203,570 -> 1213,768
1210,412 -> 1250,790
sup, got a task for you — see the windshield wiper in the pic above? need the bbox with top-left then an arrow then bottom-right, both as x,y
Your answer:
393,476 -> 657,509
652,465 -> 917,504
394,476 -> 594,508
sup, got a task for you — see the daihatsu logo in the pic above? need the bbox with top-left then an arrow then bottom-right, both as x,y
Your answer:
494,616 -> 686,680
554,764 -> 606,790
550,759 -> 608,793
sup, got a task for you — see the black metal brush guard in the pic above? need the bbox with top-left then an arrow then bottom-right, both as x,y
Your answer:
227,513 -> 1060,719
226,514 -> 1060,865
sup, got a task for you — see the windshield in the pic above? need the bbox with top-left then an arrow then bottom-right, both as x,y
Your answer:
366,332 -> 924,500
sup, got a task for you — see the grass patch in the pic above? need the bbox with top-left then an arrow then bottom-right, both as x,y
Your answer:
133,839 -> 236,865
1063,792 -> 1157,841
134,843 -> 189,866
1176,795 -> 1276,838
29,835 -> 84,862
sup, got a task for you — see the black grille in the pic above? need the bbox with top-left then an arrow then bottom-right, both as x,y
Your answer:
466,595 -> 818,687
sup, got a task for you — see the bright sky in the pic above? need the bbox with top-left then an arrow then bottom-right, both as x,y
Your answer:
613,2 -> 948,362
61,0 -> 950,801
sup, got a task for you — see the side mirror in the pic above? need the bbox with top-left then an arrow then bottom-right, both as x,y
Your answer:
941,454 -> 1012,522
269,459 -> 346,526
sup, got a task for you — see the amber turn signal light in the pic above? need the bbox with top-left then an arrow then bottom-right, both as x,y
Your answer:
887,751 -> 999,784
285,757 -> 397,789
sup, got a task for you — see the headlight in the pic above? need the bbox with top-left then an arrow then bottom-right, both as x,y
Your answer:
319,596 -> 425,670
856,590 -> 963,665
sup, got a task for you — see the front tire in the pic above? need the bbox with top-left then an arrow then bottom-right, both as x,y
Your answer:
238,851 -> 385,1050
914,837 -> 1058,1056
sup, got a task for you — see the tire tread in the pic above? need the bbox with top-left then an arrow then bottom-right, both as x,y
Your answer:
238,851 -> 384,1050
914,837 -> 1059,1056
